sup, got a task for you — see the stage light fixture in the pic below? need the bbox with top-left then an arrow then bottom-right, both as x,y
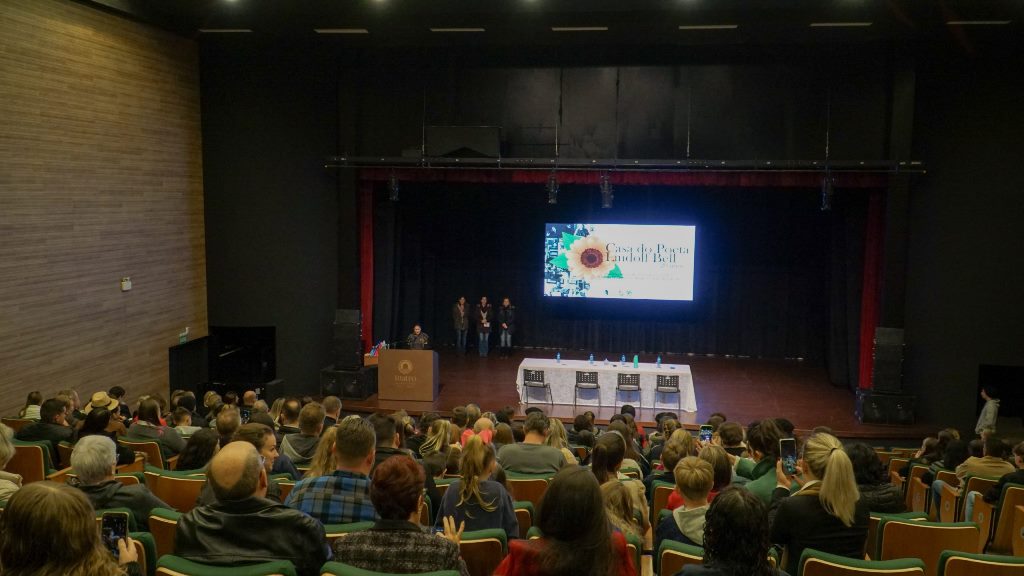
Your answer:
388,173 -> 400,202
546,171 -> 559,204
820,173 -> 834,211
600,172 -> 613,209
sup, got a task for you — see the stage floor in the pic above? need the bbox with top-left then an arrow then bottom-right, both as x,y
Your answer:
344,349 -> 933,442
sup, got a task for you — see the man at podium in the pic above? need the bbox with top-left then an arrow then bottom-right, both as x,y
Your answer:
406,324 -> 431,350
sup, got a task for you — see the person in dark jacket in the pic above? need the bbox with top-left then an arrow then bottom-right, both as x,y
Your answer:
175,442 -> 328,576
370,413 -> 441,518
497,297 -> 516,358
15,398 -> 76,468
79,408 -> 135,466
281,403 -> 323,466
845,442 -> 905,513
69,435 -> 169,530
770,433 -> 869,576
475,296 -> 492,357
126,398 -> 186,459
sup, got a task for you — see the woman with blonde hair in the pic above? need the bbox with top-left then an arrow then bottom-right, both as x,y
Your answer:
268,397 -> 285,427
462,416 -> 495,446
601,481 -> 643,542
592,432 -> 652,534
18,391 -> 42,420
420,418 -> 459,478
0,481 -> 141,575
544,418 -> 579,464
305,425 -> 339,478
770,432 -> 868,575
435,435 -> 518,540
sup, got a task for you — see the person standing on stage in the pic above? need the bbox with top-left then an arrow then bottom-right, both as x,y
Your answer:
497,297 -> 516,359
476,296 -> 492,358
407,324 -> 431,350
453,296 -> 469,355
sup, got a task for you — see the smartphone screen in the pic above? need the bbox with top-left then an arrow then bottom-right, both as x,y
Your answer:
240,408 -> 251,424
101,512 -> 129,559
699,425 -> 713,443
780,438 -> 798,476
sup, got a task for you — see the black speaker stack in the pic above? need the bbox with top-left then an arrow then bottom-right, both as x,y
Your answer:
856,327 -> 916,425
323,309 -> 378,400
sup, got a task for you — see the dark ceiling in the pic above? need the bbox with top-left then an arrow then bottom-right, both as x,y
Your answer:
79,0 -> 1023,49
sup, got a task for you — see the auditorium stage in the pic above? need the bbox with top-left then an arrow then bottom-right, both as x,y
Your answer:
343,349 -> 933,442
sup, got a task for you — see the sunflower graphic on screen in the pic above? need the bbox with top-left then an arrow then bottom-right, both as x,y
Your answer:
550,233 -> 623,281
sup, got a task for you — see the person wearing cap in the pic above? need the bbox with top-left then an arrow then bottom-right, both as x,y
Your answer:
84,391 -> 129,436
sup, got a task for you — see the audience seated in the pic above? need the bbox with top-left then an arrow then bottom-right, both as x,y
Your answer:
592,432 -> 651,534
57,389 -> 85,427
83,392 -> 129,436
176,428 -> 221,472
566,413 -> 593,446
494,465 -> 637,576
176,392 -> 208,429
333,455 -> 470,576
0,481 -> 142,576
436,435 -> 518,539
277,398 -> 302,435
15,397 -> 76,468
175,441 -> 328,576
845,442 -> 905,513
304,424 -> 338,478
544,418 -> 578,464
69,435 -> 169,530
698,444 -> 733,499
17,391 -> 43,420
215,406 -> 241,448
196,423 -> 286,506
420,418 -> 458,478
241,390 -> 257,410
173,407 -> 202,437
498,412 -> 567,474
406,412 -> 437,455
977,440 -> 1024,509
949,436 -> 1018,520
606,419 -> 650,476
680,485 -> 788,576
492,422 -> 515,452
601,480 -> 643,542
647,417 -> 681,462
0,423 -> 22,501
107,386 -> 132,420
716,421 -> 748,458
461,415 -> 495,446
619,405 -> 647,448
79,408 -> 135,466
126,398 -> 185,459
769,432 -> 869,576
281,402 -> 324,466
657,456 -> 713,550
322,395 -> 342,430
370,412 -> 441,515
644,436 -> 686,501
285,415 -> 378,524
737,419 -> 789,503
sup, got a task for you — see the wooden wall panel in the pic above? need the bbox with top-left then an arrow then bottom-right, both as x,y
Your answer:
0,0 -> 206,417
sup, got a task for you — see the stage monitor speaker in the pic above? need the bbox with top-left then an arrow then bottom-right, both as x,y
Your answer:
333,310 -> 363,370
856,390 -> 916,425
321,366 -> 378,400
871,327 -> 905,394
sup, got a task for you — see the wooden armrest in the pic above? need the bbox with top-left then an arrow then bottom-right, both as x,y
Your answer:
165,455 -> 179,470
46,467 -> 73,483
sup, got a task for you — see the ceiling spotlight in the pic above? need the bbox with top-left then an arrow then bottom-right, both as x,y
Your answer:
388,173 -> 399,202
546,172 -> 559,204
820,173 -> 833,212
600,172 -> 613,209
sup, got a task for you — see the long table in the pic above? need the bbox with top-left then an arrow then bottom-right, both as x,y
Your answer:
515,358 -> 697,412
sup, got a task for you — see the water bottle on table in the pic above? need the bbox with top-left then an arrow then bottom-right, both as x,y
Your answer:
633,354 -> 639,368
589,353 -> 594,365
556,352 -> 561,364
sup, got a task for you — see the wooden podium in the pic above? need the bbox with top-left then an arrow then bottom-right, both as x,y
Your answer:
377,349 -> 439,402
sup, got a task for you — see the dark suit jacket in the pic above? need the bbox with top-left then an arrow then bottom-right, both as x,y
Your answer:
769,485 -> 869,576
15,421 -> 76,468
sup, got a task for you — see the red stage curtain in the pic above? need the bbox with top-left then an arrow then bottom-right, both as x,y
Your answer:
359,180 -> 375,352
857,189 -> 885,389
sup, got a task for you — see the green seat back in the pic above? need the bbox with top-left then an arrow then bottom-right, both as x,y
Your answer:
155,555 -> 297,576
319,562 -> 459,576
937,549 -> 1024,576
799,547 -> 925,576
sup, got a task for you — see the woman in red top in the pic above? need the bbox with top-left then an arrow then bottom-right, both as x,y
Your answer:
494,466 -> 637,576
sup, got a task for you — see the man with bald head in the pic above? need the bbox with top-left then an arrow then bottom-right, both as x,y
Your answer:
175,441 -> 328,575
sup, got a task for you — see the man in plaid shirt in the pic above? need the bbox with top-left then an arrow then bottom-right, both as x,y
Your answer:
285,416 -> 378,524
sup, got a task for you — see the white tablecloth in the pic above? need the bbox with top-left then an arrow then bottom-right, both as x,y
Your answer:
515,358 -> 697,412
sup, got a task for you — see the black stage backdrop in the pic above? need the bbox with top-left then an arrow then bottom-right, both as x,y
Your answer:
373,182 -> 867,388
